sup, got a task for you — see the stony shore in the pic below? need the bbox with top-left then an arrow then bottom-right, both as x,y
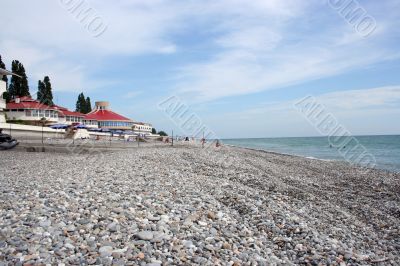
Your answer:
0,144 -> 399,265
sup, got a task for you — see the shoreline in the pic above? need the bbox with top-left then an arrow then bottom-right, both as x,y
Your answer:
1,144 -> 399,264
222,143 -> 399,174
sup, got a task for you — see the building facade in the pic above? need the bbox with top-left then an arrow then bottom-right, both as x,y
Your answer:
84,101 -> 135,130
5,97 -> 59,125
132,122 -> 153,135
53,105 -> 86,125
2,94 -> 154,134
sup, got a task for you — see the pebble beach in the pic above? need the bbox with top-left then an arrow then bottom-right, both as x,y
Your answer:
0,144 -> 399,265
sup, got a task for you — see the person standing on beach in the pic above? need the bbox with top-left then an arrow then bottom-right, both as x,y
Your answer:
216,140 -> 221,147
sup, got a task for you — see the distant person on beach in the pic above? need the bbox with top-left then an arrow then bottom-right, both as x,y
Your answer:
216,140 -> 221,147
201,138 -> 206,148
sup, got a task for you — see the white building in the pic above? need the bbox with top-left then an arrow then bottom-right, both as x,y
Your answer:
53,105 -> 87,126
0,74 -> 155,134
5,96 -> 59,125
0,68 -> 20,124
132,122 -> 153,135
84,101 -> 134,130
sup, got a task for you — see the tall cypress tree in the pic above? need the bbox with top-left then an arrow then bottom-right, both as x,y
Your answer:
85,97 -> 92,113
75,93 -> 85,113
37,80 -> 45,103
8,60 -> 30,98
37,76 -> 54,106
43,76 -> 54,106
75,93 -> 92,113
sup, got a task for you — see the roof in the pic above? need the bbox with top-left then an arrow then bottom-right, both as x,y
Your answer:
52,104 -> 68,111
62,110 -> 85,117
84,109 -> 132,121
6,96 -> 57,110
6,98 -> 84,118
53,105 -> 85,117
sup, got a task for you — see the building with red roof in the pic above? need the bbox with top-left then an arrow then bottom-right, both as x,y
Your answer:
4,96 -> 88,126
52,105 -> 86,125
2,95 -> 153,134
4,96 -> 59,125
84,101 -> 134,130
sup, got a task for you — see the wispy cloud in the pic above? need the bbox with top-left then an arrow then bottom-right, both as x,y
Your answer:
1,0 -> 400,130
174,0 -> 400,101
205,86 -> 400,137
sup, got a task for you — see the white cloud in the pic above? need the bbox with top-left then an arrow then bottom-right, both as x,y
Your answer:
1,0 -> 399,102
318,86 -> 400,110
172,1 -> 400,102
205,86 -> 400,138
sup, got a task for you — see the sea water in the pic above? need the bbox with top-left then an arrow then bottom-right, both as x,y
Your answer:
222,135 -> 400,173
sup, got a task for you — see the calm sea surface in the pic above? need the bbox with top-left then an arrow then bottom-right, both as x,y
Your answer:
222,135 -> 400,173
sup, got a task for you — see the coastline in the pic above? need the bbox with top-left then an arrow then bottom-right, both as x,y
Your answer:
1,144 -> 399,264
222,141 -> 400,174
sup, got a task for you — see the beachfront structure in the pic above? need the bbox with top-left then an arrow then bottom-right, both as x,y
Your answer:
4,96 -> 87,126
0,68 -> 20,123
84,101 -> 134,130
53,105 -> 86,125
4,96 -> 59,125
1,88 -> 154,133
132,122 -> 153,135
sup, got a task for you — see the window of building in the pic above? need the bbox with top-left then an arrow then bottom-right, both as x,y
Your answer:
25,110 -> 31,117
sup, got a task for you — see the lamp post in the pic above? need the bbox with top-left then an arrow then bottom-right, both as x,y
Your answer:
138,126 -> 140,147
202,130 -> 205,148
40,117 -> 47,145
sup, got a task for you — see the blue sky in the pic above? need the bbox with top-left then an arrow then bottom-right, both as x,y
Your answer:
1,0 -> 400,138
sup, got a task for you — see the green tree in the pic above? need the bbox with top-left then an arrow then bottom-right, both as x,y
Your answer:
43,76 -> 54,106
75,93 -> 85,113
37,80 -> 45,104
158,130 -> 168,136
85,96 -> 92,113
151,128 -> 157,134
37,76 -> 54,106
75,93 -> 93,113
8,60 -> 30,98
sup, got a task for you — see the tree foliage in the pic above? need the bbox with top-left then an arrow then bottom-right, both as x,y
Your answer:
37,76 -> 54,106
75,93 -> 92,114
8,60 -> 30,98
85,97 -> 92,113
158,130 -> 168,136
151,128 -> 157,134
